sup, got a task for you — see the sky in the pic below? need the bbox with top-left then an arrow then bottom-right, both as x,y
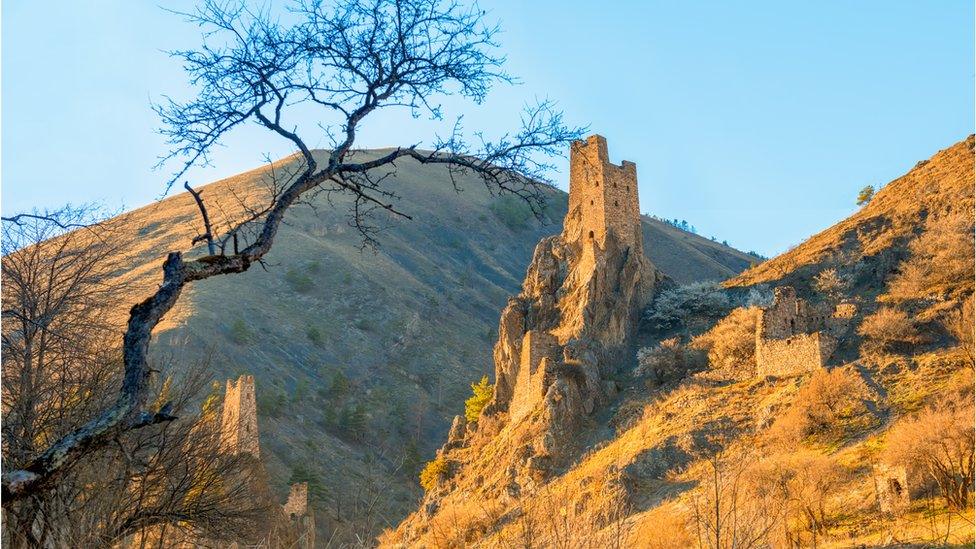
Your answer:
3,1 -> 973,257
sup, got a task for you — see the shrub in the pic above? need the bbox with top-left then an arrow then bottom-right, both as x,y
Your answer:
856,185 -> 874,206
306,325 -> 324,346
752,451 -> 846,547
644,282 -> 732,331
419,454 -> 450,492
691,307 -> 759,373
813,268 -> 848,302
858,307 -> 923,354
944,295 -> 974,366
464,376 -> 493,422
637,338 -> 693,385
489,195 -> 533,230
770,368 -> 875,443
285,268 -> 315,293
883,397 -> 975,510
229,319 -> 251,345
256,390 -> 287,418
886,211 -> 975,301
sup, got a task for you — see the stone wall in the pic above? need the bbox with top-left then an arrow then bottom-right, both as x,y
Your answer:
874,464 -> 910,513
220,375 -> 260,458
566,135 -> 642,254
755,331 -> 834,377
755,287 -> 837,377
509,330 -> 558,423
283,482 -> 308,518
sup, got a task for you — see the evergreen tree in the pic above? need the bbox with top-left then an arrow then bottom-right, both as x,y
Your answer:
464,376 -> 494,422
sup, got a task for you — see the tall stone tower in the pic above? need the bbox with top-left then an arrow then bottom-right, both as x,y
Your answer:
220,375 -> 260,458
565,134 -> 642,253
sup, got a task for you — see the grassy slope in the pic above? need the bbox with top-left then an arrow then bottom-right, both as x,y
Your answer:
97,149 -> 753,542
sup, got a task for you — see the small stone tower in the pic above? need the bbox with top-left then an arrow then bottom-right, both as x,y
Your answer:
220,375 -> 260,458
283,482 -> 309,518
566,135 -> 642,253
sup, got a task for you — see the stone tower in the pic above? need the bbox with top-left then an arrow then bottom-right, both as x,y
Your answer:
565,134 -> 642,253
220,375 -> 260,458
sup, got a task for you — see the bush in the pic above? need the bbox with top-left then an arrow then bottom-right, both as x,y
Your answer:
770,368 -> 875,443
856,185 -> 874,206
257,390 -> 287,418
636,338 -> 695,385
813,268 -> 848,302
858,307 -> 923,354
285,268 -> 315,293
751,450 -> 846,547
489,195 -> 533,230
644,282 -> 732,331
944,295 -> 974,366
229,319 -> 251,345
464,376 -> 493,422
691,307 -> 759,373
886,211 -> 975,301
419,454 -> 450,492
306,325 -> 324,346
883,397 -> 975,509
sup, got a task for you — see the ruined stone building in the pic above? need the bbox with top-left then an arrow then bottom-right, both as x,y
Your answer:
220,375 -> 261,458
445,134 -> 660,484
396,135 -> 662,542
755,286 -> 855,377
566,135 -> 642,253
499,135 -> 656,427
874,464 -> 910,513
217,375 -> 315,548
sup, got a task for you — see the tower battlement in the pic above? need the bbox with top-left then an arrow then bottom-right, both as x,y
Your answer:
220,375 -> 260,458
566,135 -> 642,253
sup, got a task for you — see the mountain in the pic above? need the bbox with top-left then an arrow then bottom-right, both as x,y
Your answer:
95,148 -> 754,543
385,136 -> 975,547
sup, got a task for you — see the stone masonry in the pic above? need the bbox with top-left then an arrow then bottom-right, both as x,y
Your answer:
509,330 -> 558,424
484,134 -> 658,453
755,287 -> 842,377
283,482 -> 309,518
220,375 -> 260,458
874,464 -> 910,513
565,135 -> 642,254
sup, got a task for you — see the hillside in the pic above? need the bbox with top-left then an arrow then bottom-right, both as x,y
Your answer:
385,136 -> 975,548
93,149 -> 753,543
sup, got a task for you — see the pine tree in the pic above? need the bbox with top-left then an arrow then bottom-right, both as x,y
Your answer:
464,376 -> 494,423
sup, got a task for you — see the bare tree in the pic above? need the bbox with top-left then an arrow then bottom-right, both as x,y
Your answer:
2,211 -> 268,546
689,449 -> 782,549
1,0 -> 582,502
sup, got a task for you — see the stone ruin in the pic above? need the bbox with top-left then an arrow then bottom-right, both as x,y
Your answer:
218,376 -> 315,548
220,375 -> 261,458
278,481 -> 315,548
476,134 -> 661,473
874,464 -> 910,513
283,482 -> 309,518
755,286 -> 855,377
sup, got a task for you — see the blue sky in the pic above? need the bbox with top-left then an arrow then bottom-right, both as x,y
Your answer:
3,1 -> 973,256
